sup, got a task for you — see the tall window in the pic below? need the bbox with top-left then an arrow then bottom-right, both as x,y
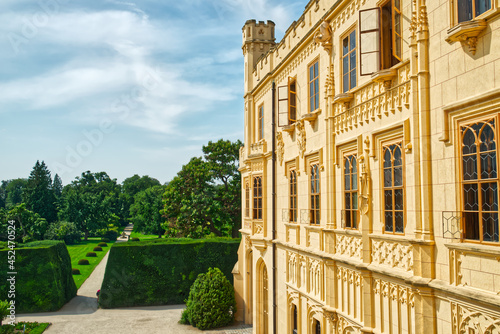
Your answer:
315,319 -> 321,334
309,61 -> 319,112
457,0 -> 491,23
461,118 -> 499,243
253,176 -> 262,220
383,142 -> 404,233
344,154 -> 358,228
245,182 -> 250,217
290,170 -> 297,223
289,78 -> 297,123
342,30 -> 357,93
292,304 -> 298,334
258,105 -> 264,140
310,164 -> 320,225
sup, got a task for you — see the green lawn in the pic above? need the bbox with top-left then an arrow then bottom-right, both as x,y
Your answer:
129,231 -> 162,240
66,238 -> 115,289
0,322 -> 50,333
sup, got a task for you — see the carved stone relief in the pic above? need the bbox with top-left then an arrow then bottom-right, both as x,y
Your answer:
296,120 -> 306,158
335,234 -> 362,260
451,301 -> 500,334
277,131 -> 284,166
359,136 -> 371,215
313,20 -> 332,54
371,239 -> 413,272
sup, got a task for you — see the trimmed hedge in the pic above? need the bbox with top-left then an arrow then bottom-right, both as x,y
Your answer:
93,247 -> 103,252
0,241 -> 77,313
86,252 -> 97,257
98,242 -> 108,247
72,268 -> 81,275
99,238 -> 239,309
78,259 -> 89,265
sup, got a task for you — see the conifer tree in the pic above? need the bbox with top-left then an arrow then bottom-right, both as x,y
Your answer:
23,160 -> 57,222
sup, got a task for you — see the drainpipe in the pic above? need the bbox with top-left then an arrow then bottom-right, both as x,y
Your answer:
271,81 -> 277,334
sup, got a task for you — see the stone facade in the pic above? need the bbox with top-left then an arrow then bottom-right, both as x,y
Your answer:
233,0 -> 500,333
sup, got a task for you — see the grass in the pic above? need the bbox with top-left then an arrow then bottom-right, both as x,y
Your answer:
66,237 -> 115,289
129,231 -> 162,240
0,322 -> 50,334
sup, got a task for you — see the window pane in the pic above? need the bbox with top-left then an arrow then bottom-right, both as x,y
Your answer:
345,193 -> 351,209
463,155 -> 478,180
345,173 -> 350,190
352,192 -> 358,209
385,211 -> 394,232
482,212 -> 499,242
475,0 -> 491,16
350,69 -> 357,89
394,167 -> 403,186
480,123 -> 496,151
360,9 -> 379,30
350,51 -> 356,71
343,37 -> 349,56
481,152 -> 497,179
352,211 -> 357,229
385,190 -> 393,210
384,168 -> 392,187
352,172 -> 358,190
315,92 -> 319,110
464,211 -> 480,240
481,182 -> 498,211
463,184 -> 479,211
346,209 -> 352,228
462,128 -> 477,155
394,146 -> 402,166
395,34 -> 401,60
395,212 -> 404,233
384,149 -> 392,168
394,188 -> 404,210
349,30 -> 356,51
457,0 -> 473,22
343,74 -> 349,93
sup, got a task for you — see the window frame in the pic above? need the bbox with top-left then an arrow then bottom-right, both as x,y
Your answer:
381,139 -> 405,235
454,0 -> 493,24
289,169 -> 298,223
343,152 -> 359,229
341,28 -> 357,93
245,181 -> 250,218
253,176 -> 263,220
308,59 -> 320,112
459,115 -> 500,244
310,163 -> 321,225
288,77 -> 297,124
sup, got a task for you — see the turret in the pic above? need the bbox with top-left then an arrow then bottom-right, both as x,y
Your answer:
242,20 -> 275,94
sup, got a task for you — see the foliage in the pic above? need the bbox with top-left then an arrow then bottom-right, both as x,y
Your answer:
0,204 -> 48,242
98,242 -> 108,247
44,221 -> 81,245
58,171 -> 122,240
0,300 -> 8,326
101,238 -> 110,243
161,139 -> 242,238
130,185 -> 166,237
181,267 -> 236,330
1,179 -> 28,209
130,237 -> 140,242
121,175 -> 161,224
0,322 -> 50,334
0,241 -> 77,313
99,238 -> 239,309
97,226 -> 119,241
78,259 -> 89,265
72,268 -> 81,275
23,161 -> 57,222
86,252 -> 97,257
93,246 -> 102,251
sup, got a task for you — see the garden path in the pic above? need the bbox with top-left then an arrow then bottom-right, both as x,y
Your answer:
17,225 -> 252,334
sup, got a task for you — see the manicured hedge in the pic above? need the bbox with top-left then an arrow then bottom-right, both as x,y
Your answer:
0,241 -> 77,313
99,238 -> 239,309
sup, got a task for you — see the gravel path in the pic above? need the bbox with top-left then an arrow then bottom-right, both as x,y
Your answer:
17,225 -> 252,334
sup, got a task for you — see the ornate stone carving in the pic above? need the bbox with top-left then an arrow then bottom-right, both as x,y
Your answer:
276,131 -> 284,166
253,221 -> 264,235
371,239 -> 413,272
313,20 -> 332,54
417,5 -> 428,33
287,252 -> 297,285
308,259 -> 322,298
245,235 -> 252,248
296,120 -> 306,158
250,140 -> 266,156
333,63 -> 411,133
336,315 -> 362,334
335,234 -> 362,260
451,301 -> 500,334
373,278 -> 414,306
359,137 -> 371,215
325,65 -> 335,99
445,19 -> 487,55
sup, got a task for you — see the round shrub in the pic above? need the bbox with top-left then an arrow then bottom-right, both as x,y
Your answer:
101,237 -> 110,243
100,229 -> 119,241
86,252 -> 97,257
78,259 -> 89,265
98,242 -> 108,247
44,221 -> 81,245
72,268 -> 81,275
93,246 -> 103,251
180,267 -> 236,330
130,237 -> 140,242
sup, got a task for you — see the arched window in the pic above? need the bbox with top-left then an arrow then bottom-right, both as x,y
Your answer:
245,182 -> 250,217
253,176 -> 263,220
290,170 -> 297,223
461,119 -> 499,243
344,154 -> 358,228
310,164 -> 320,225
383,142 -> 404,234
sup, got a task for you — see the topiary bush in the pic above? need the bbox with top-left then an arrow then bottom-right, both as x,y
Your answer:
86,252 -> 97,257
98,242 -> 108,247
101,237 -> 110,243
72,268 -> 81,275
78,259 -> 89,265
130,237 -> 140,242
93,247 -> 103,252
180,267 -> 236,330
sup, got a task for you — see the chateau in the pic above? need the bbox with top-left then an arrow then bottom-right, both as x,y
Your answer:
232,0 -> 500,332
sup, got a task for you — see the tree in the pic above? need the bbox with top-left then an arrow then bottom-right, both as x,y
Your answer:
59,171 -> 121,240
3,178 -> 28,209
161,139 -> 243,238
23,161 -> 57,222
121,175 -> 161,222
130,185 -> 166,237
0,203 -> 48,242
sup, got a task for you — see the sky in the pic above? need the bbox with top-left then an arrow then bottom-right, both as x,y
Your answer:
0,0 -> 305,185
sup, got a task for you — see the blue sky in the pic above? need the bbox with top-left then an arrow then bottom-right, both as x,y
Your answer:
0,0 -> 304,185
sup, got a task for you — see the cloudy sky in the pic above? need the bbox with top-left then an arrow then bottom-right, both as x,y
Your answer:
0,0 -> 304,185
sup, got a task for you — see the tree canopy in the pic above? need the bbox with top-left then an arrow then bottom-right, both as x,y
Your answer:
23,161 -> 57,222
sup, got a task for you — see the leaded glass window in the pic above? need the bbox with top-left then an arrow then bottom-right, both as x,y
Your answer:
383,142 -> 404,234
344,154 -> 359,229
